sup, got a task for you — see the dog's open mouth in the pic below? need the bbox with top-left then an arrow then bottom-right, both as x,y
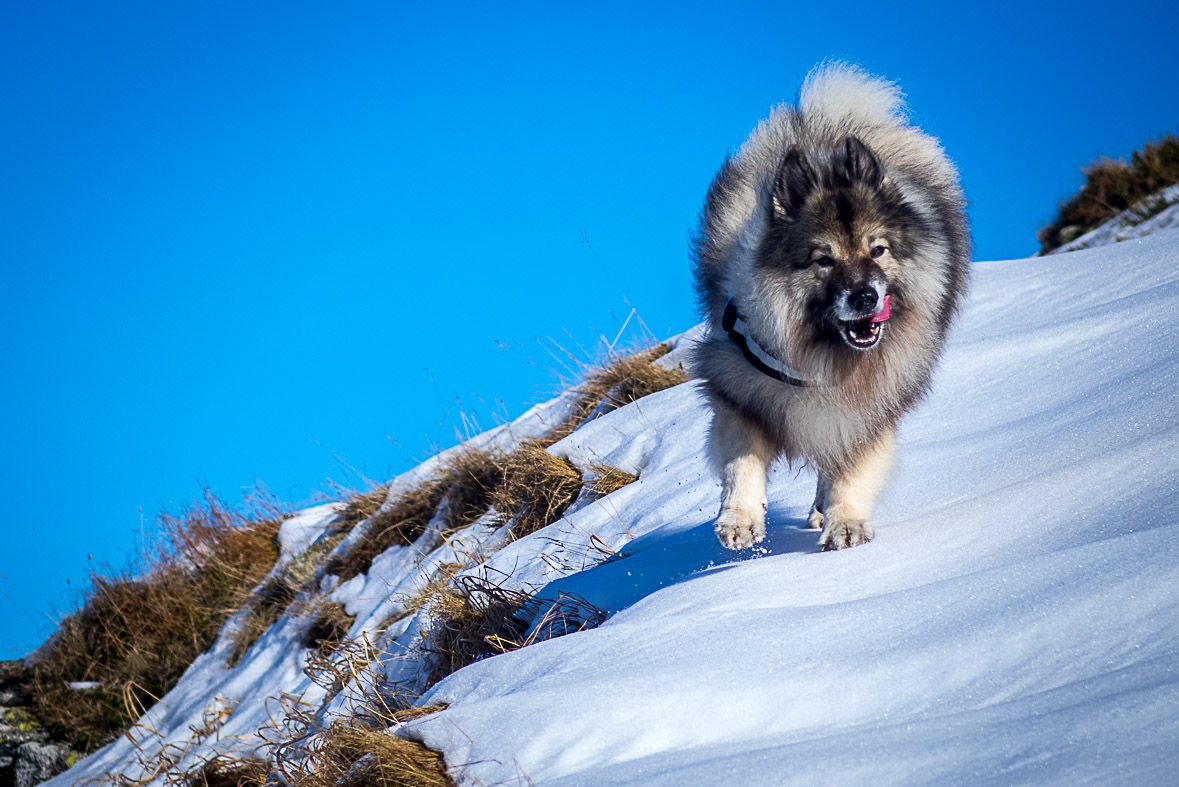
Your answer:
840,295 -> 890,350
843,318 -> 884,349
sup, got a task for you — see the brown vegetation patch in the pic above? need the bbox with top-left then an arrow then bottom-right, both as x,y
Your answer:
291,724 -> 453,787
302,600 -> 356,655
493,442 -> 583,539
1039,131 -> 1179,253
28,495 -> 284,752
328,449 -> 502,582
423,575 -> 605,689
182,754 -> 271,787
226,528 -> 347,667
227,572 -> 302,667
551,344 -> 687,440
301,635 -> 384,707
336,486 -> 390,532
588,464 -> 638,498
280,631 -> 451,787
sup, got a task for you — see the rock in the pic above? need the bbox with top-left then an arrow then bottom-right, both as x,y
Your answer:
0,663 -> 31,708
13,742 -> 72,787
1,662 -> 80,787
1,706 -> 51,780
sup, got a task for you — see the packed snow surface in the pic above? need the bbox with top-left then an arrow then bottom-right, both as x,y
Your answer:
48,228 -> 1179,785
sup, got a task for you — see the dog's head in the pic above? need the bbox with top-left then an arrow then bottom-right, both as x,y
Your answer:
755,136 -> 924,352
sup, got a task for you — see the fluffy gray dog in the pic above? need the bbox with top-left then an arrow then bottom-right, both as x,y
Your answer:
691,62 -> 970,551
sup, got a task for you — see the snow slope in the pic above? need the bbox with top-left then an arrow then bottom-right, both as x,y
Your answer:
47,228 -> 1179,785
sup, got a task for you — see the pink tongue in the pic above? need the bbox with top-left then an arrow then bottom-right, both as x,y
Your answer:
869,295 -> 891,323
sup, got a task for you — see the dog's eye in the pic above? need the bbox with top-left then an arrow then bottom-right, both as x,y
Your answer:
813,255 -> 834,268
870,245 -> 888,259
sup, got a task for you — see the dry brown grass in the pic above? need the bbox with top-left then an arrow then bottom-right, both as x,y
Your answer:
300,634 -> 386,709
1039,131 -> 1179,253
421,575 -> 605,689
276,628 -> 453,787
589,464 -> 638,498
551,344 -> 687,440
76,695 -> 270,787
226,572 -> 302,667
29,494 -> 285,752
291,723 -> 453,787
418,575 -> 526,688
302,600 -> 356,655
227,530 -> 347,667
181,755 -> 271,787
493,442 -> 583,539
335,485 -> 390,531
329,449 -> 503,582
326,345 -> 683,581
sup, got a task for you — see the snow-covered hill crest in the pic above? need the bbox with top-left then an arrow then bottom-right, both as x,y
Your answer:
46,226 -> 1179,786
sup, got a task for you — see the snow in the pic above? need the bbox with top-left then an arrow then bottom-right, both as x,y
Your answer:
46,227 -> 1179,786
277,503 -> 340,564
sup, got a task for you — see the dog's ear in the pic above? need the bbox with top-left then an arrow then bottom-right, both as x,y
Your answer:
838,136 -> 884,189
773,148 -> 815,221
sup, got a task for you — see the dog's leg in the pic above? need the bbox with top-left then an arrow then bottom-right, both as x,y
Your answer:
806,473 -> 831,530
819,428 -> 895,550
710,402 -> 775,550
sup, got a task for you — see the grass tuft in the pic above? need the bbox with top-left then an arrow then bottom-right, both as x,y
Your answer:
328,448 -> 503,582
551,344 -> 687,441
493,442 -> 583,539
303,600 -> 356,655
280,630 -> 452,787
422,575 -> 605,689
1039,131 -> 1179,253
181,754 -> 271,787
335,486 -> 390,531
226,572 -> 301,667
293,723 -> 453,787
28,494 -> 285,752
226,529 -> 347,667
588,464 -> 638,498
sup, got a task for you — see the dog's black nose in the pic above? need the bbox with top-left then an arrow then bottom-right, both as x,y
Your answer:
850,288 -> 878,314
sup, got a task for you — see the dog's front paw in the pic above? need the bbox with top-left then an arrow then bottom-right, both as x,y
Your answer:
806,508 -> 824,530
819,518 -> 874,551
715,508 -> 765,550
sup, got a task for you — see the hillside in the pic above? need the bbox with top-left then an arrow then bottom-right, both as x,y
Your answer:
32,224 -> 1179,785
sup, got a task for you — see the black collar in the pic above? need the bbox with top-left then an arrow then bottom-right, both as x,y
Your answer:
722,298 -> 814,387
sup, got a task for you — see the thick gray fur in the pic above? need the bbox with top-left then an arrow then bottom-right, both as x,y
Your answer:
691,62 -> 970,551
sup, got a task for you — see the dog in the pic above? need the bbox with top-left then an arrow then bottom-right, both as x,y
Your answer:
691,62 -> 970,551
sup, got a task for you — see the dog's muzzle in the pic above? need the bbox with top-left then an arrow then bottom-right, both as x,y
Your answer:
840,293 -> 890,350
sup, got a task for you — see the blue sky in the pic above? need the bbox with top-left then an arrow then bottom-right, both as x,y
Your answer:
2,0 -> 1175,656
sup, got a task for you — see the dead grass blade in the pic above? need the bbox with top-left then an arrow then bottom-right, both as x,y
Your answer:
302,599 -> 357,656
178,754 -> 270,787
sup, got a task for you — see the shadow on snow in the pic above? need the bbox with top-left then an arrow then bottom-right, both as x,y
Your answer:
533,509 -> 820,620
